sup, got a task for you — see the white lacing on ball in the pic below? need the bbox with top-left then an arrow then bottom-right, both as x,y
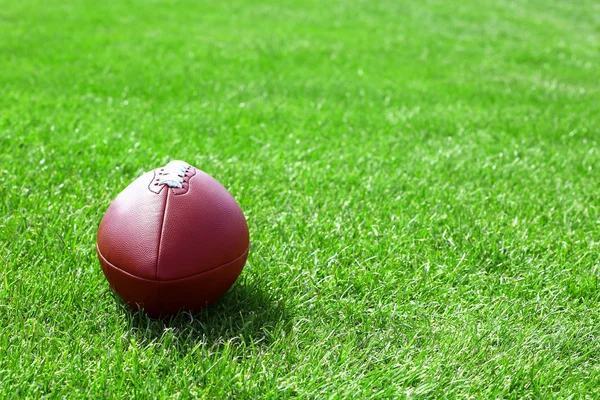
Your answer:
158,160 -> 190,188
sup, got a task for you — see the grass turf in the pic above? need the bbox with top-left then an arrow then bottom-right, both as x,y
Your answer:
1,0 -> 600,397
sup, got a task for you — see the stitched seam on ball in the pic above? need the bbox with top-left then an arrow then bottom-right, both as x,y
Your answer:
155,190 -> 169,282
97,244 -> 249,282
147,170 -> 167,194
172,167 -> 196,196
158,161 -> 189,188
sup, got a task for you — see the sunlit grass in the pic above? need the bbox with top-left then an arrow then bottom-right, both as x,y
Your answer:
1,0 -> 599,397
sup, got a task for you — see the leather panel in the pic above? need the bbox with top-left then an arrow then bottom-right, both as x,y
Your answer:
156,169 -> 249,280
98,245 -> 248,317
97,171 -> 166,280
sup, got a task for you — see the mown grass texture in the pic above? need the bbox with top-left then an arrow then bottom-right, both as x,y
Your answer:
1,0 -> 600,397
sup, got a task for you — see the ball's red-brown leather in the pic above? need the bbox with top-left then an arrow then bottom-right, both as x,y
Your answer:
97,164 -> 249,316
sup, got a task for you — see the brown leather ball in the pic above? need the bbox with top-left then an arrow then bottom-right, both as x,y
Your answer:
96,160 -> 249,317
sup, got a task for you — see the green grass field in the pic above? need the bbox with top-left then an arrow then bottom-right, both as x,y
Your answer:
1,0 -> 600,397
